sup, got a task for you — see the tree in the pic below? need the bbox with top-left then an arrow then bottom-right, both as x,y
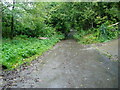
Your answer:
10,0 -> 15,39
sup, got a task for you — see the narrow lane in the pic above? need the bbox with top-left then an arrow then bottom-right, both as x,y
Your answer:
3,39 -> 118,88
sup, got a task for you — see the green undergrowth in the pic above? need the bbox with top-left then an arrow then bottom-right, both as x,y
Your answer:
1,35 -> 64,70
73,23 -> 119,44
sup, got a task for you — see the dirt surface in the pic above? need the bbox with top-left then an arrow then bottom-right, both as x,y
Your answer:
94,39 -> 119,58
1,39 -> 118,88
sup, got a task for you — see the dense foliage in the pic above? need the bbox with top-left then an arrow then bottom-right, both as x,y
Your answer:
2,35 -> 64,69
1,2 -> 119,69
47,2 -> 119,43
2,2 -> 57,38
2,2 -> 119,38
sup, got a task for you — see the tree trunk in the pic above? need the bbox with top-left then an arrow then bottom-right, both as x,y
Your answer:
10,0 -> 15,39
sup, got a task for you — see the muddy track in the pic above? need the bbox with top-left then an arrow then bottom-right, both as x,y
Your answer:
1,39 -> 118,88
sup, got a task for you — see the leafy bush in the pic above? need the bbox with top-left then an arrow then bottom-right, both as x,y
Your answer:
1,35 -> 64,69
73,22 -> 119,44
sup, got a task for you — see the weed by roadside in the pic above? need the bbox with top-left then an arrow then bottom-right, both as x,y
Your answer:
1,35 -> 64,70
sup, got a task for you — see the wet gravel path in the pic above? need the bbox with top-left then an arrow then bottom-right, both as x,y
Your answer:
1,39 -> 118,88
